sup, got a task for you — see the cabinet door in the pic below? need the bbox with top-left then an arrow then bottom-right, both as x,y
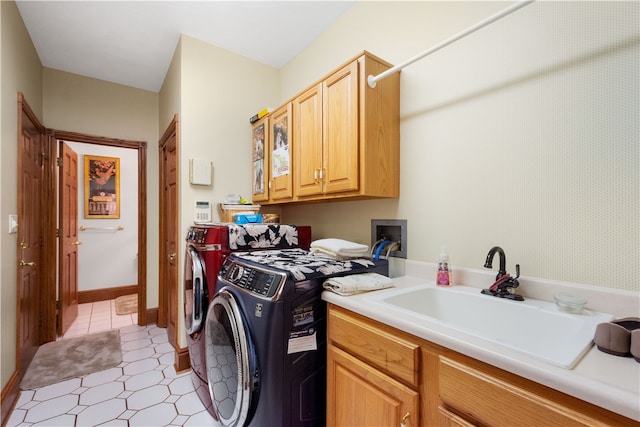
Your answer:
327,344 -> 419,427
294,83 -> 323,197
323,60 -> 359,195
269,103 -> 293,201
251,117 -> 269,203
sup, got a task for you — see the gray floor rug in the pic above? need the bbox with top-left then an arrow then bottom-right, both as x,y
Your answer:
20,329 -> 122,390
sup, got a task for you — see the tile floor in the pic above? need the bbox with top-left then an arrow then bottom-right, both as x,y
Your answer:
6,300 -> 221,427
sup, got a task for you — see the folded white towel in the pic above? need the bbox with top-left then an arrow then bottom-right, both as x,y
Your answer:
310,238 -> 369,258
323,273 -> 394,296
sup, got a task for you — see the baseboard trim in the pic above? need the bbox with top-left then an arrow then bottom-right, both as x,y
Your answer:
175,346 -> 191,374
1,370 -> 20,426
145,308 -> 158,325
78,284 -> 137,304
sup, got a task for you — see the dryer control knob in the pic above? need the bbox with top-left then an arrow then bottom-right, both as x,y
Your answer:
229,265 -> 244,282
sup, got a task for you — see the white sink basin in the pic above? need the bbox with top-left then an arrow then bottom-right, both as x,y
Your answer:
365,285 -> 614,369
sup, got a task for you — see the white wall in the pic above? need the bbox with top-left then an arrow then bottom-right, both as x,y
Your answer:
279,1 -> 639,291
64,142 -> 138,291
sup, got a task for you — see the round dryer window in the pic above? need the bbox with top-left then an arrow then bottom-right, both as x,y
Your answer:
205,290 -> 260,427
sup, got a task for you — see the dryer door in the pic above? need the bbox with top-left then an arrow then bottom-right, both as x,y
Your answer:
205,289 -> 260,427
184,245 -> 207,335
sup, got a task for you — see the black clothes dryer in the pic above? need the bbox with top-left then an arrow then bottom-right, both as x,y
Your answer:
204,249 -> 388,427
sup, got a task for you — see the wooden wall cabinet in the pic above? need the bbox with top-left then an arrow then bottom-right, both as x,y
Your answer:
255,51 -> 400,205
294,52 -> 400,202
268,103 -> 293,202
251,116 -> 269,203
252,104 -> 294,204
293,83 -> 323,197
327,304 -> 634,427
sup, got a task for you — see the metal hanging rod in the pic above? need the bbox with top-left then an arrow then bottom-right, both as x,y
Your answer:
79,225 -> 124,231
367,0 -> 536,88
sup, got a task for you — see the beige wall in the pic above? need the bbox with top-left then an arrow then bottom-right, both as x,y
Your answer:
279,1 -> 639,291
0,0 -> 43,390
159,38 -> 181,135
43,68 -> 160,307
170,35 -> 280,347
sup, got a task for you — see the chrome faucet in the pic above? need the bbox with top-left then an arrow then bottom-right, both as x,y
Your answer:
481,246 -> 524,301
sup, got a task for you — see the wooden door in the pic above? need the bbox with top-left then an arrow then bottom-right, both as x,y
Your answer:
294,83 -> 323,197
159,116 -> 179,350
58,142 -> 79,335
323,60 -> 359,195
269,103 -> 293,201
327,344 -> 419,427
17,96 -> 45,371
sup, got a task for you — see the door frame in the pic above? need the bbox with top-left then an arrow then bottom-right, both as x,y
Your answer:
50,130 -> 148,332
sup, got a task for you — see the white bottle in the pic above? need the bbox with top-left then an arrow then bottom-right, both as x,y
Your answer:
436,246 -> 452,287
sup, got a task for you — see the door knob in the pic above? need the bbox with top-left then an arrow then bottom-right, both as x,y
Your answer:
73,241 -> 82,245
19,260 -> 36,267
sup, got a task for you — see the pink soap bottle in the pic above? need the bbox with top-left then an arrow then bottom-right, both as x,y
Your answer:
436,246 -> 452,287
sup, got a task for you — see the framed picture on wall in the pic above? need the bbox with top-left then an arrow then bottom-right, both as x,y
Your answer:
84,155 -> 120,218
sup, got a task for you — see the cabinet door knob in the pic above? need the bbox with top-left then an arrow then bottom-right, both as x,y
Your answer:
20,260 -> 36,267
73,241 -> 82,245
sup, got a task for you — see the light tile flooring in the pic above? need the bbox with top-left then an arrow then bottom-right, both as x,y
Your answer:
6,300 -> 221,427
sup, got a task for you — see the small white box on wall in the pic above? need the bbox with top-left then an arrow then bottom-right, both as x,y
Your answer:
189,158 -> 212,186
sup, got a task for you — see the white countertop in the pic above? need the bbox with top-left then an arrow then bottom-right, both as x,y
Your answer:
322,260 -> 640,422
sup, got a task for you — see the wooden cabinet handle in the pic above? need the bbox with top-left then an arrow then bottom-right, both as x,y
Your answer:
401,412 -> 410,427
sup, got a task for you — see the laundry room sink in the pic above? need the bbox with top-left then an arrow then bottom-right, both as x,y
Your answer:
364,285 -> 614,369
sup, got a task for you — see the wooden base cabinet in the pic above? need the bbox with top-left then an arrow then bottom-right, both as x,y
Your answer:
326,304 -> 635,427
327,345 -> 419,427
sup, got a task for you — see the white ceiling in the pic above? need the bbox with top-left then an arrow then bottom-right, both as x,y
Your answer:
16,1 -> 356,92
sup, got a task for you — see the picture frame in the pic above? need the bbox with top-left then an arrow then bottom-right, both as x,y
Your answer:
84,155 -> 120,218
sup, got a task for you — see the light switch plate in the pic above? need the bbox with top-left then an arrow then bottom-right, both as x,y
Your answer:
8,214 -> 18,234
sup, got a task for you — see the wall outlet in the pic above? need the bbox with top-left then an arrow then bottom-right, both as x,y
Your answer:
371,219 -> 407,259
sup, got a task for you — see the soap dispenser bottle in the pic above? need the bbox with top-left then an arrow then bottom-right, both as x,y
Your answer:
436,246 -> 452,287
